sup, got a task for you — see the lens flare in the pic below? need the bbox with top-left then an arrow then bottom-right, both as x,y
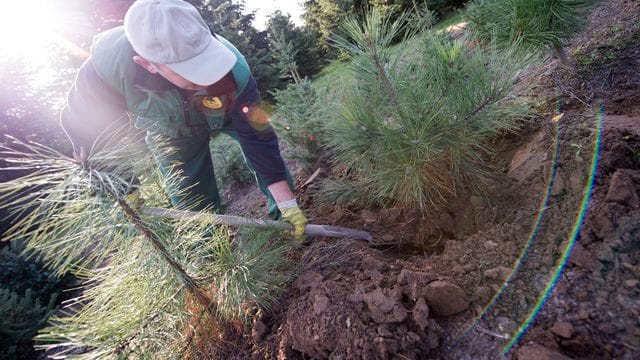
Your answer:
502,104 -> 603,354
452,79 -> 604,355
469,125 -> 560,326
456,83 -> 564,343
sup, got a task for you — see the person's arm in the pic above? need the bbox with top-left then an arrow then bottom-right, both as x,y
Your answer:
230,104 -> 294,199
229,81 -> 308,241
227,77 -> 290,190
230,103 -> 289,188
267,180 -> 295,203
60,58 -> 128,160
268,179 -> 307,242
60,58 -> 141,200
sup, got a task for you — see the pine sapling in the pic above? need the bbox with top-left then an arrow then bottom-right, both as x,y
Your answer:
322,8 -> 531,212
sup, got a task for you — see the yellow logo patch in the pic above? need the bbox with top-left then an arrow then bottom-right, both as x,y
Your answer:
202,97 -> 223,109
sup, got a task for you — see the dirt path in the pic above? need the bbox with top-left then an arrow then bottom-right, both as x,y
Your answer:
220,1 -> 640,358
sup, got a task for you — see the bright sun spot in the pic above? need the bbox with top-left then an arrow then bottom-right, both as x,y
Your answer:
0,1 -> 60,59
0,0 -> 80,116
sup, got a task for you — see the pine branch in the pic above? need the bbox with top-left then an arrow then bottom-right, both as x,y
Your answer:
462,90 -> 508,125
113,312 -> 161,356
95,173 -> 217,319
363,31 -> 403,115
422,87 -> 450,120
2,136 -> 296,356
112,285 -> 185,356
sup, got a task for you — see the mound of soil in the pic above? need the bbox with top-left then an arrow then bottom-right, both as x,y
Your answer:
220,1 -> 640,358
279,243 -> 446,358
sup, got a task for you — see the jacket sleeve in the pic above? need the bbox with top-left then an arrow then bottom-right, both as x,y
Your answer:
60,58 -> 129,155
229,78 -> 288,187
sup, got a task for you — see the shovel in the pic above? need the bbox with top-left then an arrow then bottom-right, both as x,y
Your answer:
141,206 -> 373,242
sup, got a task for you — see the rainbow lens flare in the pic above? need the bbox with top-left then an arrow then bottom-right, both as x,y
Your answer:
452,99 -> 604,354
502,104 -> 603,354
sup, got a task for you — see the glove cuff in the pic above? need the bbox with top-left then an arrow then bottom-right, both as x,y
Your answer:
277,199 -> 298,210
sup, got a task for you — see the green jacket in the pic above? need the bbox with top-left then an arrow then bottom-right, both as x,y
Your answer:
61,26 -> 252,149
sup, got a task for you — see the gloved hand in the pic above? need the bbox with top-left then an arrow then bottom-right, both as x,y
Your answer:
279,200 -> 308,243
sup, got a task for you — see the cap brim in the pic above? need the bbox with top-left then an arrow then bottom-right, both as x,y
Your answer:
166,34 -> 237,86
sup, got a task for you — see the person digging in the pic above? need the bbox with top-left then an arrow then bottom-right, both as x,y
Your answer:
60,0 -> 307,242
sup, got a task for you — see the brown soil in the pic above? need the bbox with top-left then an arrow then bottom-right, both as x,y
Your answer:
221,1 -> 640,358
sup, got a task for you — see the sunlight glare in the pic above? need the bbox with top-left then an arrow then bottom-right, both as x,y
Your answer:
0,0 -> 58,58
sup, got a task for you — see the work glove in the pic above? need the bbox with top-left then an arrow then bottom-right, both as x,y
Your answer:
278,200 -> 308,244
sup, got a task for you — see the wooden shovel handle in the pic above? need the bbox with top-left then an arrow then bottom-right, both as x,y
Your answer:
140,207 -> 373,242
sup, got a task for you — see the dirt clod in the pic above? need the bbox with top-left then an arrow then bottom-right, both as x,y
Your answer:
363,287 -> 408,324
252,319 -> 269,342
568,243 -> 596,270
397,269 -> 437,301
474,286 -> 493,304
483,266 -> 511,281
550,321 -> 575,339
294,270 -> 323,293
412,298 -> 430,331
605,169 -> 640,208
424,280 -> 469,317
313,294 -> 330,315
517,343 -> 573,360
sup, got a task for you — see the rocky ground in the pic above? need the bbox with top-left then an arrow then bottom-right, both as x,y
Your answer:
216,1 -> 640,358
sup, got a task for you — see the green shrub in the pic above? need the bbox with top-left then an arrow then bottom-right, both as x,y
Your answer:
271,79 -> 326,170
0,241 -> 65,299
466,0 -> 598,63
322,8 -> 530,212
0,288 -> 57,359
0,240 -> 71,359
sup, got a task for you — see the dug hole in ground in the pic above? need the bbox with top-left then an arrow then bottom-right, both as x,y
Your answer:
224,1 -> 640,358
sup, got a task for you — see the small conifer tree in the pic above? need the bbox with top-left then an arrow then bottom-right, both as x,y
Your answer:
269,28 -> 302,85
271,80 -> 326,170
269,27 -> 327,170
321,8 -> 530,212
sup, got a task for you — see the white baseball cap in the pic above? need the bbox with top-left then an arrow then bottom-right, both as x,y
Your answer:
124,0 -> 237,86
